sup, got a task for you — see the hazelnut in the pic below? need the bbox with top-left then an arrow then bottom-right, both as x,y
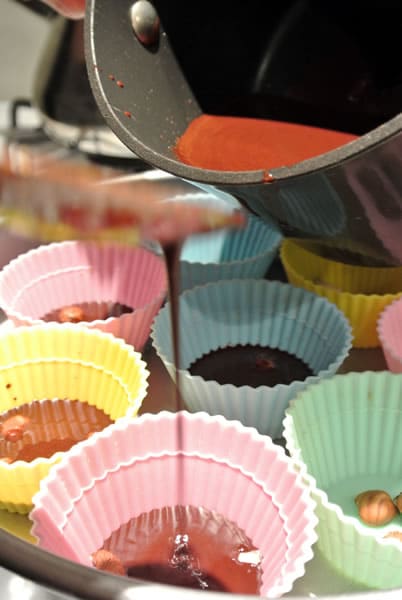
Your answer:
1,415 -> 30,443
255,355 -> 275,370
58,305 -> 86,323
384,531 -> 402,543
394,493 -> 402,513
92,549 -> 126,576
355,490 -> 398,526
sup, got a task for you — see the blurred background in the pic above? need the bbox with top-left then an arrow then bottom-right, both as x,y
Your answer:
0,0 -> 50,101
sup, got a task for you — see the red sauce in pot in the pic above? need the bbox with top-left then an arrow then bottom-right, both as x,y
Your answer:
174,114 -> 358,171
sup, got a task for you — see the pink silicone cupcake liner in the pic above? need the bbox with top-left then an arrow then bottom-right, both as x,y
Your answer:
0,241 -> 167,350
30,411 -> 317,598
378,297 -> 402,372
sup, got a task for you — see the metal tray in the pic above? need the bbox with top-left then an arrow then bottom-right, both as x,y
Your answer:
0,288 -> 393,600
0,137 -> 395,598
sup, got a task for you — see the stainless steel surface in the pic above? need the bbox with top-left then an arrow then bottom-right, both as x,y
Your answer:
0,567 -> 71,600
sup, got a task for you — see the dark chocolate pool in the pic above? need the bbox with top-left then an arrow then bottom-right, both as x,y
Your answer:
188,344 -> 313,387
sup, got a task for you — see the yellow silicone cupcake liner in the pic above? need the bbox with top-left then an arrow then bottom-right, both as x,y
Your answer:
0,324 -> 149,513
280,239 -> 402,348
2,209 -> 141,246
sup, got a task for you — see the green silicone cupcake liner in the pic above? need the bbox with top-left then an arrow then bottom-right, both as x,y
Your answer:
284,371 -> 402,590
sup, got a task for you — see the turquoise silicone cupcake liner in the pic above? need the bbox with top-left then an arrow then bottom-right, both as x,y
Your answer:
151,279 -> 352,439
284,371 -> 402,590
170,193 -> 282,291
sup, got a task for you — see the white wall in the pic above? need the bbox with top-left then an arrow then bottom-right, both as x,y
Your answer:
0,0 -> 50,100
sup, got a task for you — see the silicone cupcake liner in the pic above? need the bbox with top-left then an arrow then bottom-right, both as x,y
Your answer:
280,238 -> 402,348
151,279 -> 352,439
377,297 -> 402,372
0,241 -> 167,350
31,411 -> 318,598
169,193 -> 282,291
283,371 -> 402,590
0,324 -> 149,513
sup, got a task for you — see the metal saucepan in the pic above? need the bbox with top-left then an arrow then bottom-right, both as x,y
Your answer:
85,0 -> 402,265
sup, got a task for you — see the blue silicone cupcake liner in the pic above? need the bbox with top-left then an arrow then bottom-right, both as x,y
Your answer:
283,371 -> 402,590
169,193 -> 282,291
189,183 -> 242,209
151,279 -> 352,439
